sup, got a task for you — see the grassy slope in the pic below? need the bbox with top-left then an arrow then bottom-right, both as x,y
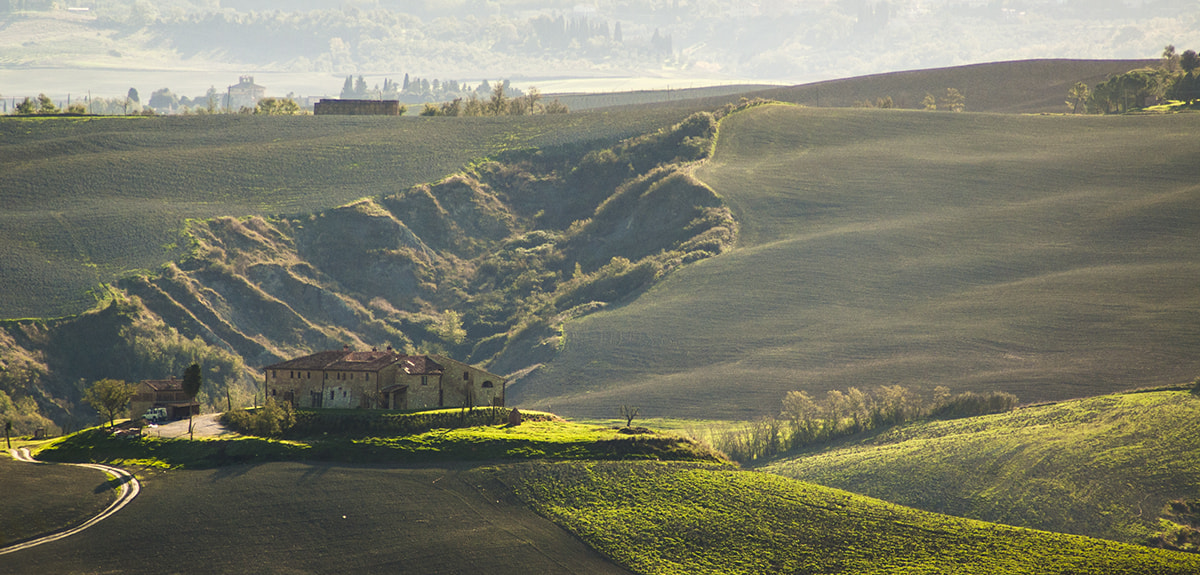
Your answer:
0,462 -> 633,575
34,416 -> 720,469
0,456 -> 115,547
759,389 -> 1200,545
759,59 -> 1157,113
511,104 -> 1200,418
487,461 -> 1200,575
0,109 -> 696,319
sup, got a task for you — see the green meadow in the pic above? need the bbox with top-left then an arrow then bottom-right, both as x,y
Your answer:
513,104 -> 1200,418
760,388 -> 1200,547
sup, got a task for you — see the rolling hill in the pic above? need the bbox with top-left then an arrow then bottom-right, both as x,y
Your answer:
510,103 -> 1200,419
1,59 -> 1195,432
759,388 -> 1200,548
0,108 -> 705,320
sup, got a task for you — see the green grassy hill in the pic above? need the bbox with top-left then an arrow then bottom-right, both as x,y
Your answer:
759,388 -> 1200,548
511,104 -> 1200,418
485,460 -> 1200,574
0,109 -> 698,320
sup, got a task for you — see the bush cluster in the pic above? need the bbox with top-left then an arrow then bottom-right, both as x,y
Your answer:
708,385 -> 1020,463
220,398 -> 295,437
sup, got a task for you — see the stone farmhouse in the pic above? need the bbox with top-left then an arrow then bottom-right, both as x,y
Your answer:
130,378 -> 201,421
264,348 -> 505,410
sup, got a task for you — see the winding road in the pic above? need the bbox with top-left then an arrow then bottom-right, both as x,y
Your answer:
0,448 -> 140,556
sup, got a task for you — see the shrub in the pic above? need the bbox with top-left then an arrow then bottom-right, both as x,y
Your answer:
220,398 -> 295,437
929,391 -> 1019,419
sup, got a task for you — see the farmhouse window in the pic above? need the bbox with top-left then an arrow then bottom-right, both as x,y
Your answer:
271,371 -> 276,378
463,371 -> 469,380
330,390 -> 335,400
421,376 -> 428,386
482,381 -> 494,388
307,372 -> 311,379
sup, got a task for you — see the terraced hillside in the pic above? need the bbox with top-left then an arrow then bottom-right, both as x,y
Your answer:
760,388 -> 1200,548
511,104 -> 1200,418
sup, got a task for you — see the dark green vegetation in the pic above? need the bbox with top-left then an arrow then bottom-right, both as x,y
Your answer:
760,389 -> 1200,549
0,462 -> 633,575
0,457 -> 114,547
514,103 -> 1200,418
35,415 -> 720,469
487,461 -> 1200,575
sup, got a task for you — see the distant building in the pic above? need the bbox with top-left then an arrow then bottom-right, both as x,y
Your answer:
313,99 -> 403,115
225,76 -> 266,110
130,378 -> 201,421
263,348 -> 505,410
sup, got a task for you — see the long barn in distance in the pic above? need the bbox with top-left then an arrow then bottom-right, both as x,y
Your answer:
313,99 -> 404,115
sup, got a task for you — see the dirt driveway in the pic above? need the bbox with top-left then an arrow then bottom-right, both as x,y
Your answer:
144,414 -> 233,438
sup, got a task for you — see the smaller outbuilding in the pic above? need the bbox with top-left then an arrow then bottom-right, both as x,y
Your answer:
130,378 -> 201,421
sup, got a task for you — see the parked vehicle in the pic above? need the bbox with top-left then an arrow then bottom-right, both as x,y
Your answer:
142,407 -> 168,423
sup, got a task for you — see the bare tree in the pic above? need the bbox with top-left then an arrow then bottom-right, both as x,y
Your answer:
619,405 -> 639,428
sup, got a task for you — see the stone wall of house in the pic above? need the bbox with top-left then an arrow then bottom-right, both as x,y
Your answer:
314,99 -> 402,116
265,356 -> 502,410
401,373 -> 440,410
432,356 -> 505,408
267,368 -> 317,407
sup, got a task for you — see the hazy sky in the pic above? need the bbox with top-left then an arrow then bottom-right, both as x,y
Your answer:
1,0 -> 1197,99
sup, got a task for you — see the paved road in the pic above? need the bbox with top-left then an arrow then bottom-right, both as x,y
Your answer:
0,448 -> 140,556
144,413 -> 233,438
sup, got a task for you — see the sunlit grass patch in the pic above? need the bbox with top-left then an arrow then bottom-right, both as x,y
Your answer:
485,460 -> 1200,575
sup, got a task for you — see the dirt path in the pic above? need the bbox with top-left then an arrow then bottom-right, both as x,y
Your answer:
144,413 -> 232,438
0,448 -> 140,556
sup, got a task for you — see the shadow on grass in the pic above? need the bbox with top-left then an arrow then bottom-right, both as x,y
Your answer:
94,474 -> 134,494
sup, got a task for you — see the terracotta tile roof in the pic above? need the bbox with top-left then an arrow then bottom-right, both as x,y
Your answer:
264,350 -> 352,371
142,378 -> 184,391
263,350 -> 444,374
399,355 -> 443,375
327,351 -> 405,372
